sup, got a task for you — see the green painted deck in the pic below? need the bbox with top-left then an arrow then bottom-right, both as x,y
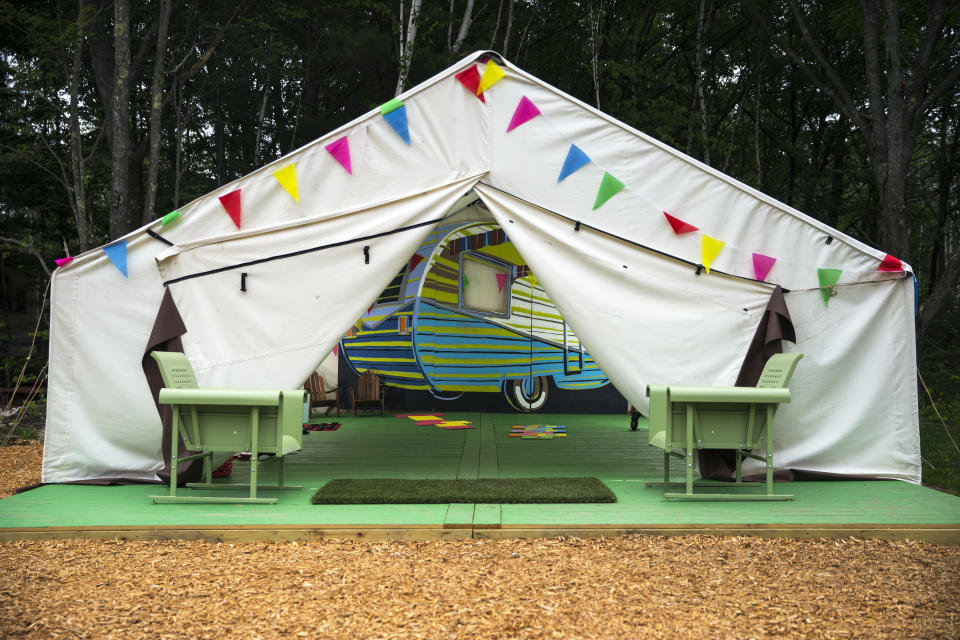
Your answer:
2,413 -> 959,542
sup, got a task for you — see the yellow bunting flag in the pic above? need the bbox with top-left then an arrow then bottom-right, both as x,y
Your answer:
477,60 -> 506,94
273,164 -> 299,202
701,235 -> 725,274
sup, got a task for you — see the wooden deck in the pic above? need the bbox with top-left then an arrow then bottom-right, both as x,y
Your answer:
2,413 -> 959,543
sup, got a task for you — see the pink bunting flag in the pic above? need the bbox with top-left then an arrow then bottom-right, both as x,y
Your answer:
506,96 -> 541,132
496,272 -> 509,292
663,212 -> 698,234
55,257 -> 74,268
218,188 -> 242,229
333,345 -> 339,357
455,66 -> 485,103
325,137 -> 352,174
878,254 -> 903,272
752,253 -> 777,281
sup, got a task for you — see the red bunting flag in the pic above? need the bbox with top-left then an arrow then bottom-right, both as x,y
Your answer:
877,254 -> 903,272
455,66 -> 485,103
409,254 -> 424,271
663,212 -> 698,234
218,189 -> 242,229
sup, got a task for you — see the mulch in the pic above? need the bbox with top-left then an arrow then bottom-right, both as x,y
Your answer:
1,442 -> 959,638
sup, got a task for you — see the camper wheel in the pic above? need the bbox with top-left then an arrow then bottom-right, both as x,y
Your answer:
503,376 -> 549,413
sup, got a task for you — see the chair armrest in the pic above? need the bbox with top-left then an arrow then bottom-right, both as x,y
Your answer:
665,386 -> 790,404
158,388 -> 283,406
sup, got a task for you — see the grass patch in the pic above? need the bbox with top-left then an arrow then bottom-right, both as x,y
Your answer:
311,477 -> 616,504
920,422 -> 960,496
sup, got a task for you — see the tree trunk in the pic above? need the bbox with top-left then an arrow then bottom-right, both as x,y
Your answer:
69,0 -> 90,253
693,0 -> 711,165
108,0 -> 133,239
395,0 -> 422,96
449,0 -> 476,55
142,0 -> 172,226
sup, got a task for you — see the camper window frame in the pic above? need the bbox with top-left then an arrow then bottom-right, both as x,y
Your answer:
458,251 -> 513,319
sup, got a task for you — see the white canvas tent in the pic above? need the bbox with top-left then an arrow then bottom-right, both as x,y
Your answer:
42,52 -> 920,484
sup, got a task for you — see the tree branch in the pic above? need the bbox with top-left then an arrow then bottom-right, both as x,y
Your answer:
0,236 -> 52,278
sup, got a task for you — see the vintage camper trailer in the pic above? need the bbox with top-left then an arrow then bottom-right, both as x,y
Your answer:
341,218 -> 610,411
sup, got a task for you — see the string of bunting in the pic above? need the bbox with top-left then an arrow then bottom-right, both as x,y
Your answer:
54,56 -> 904,307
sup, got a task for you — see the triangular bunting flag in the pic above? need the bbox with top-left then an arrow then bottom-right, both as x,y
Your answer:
477,60 -> 506,94
55,257 -> 73,268
409,253 -> 424,271
455,66 -> 485,103
325,137 -> 352,174
701,235 -> 725,273
462,273 -> 470,288
160,210 -> 181,226
218,189 -> 242,229
273,164 -> 299,202
383,105 -> 410,144
752,253 -> 777,281
333,345 -> 339,357
817,268 -> 843,307
496,272 -> 509,292
103,240 -> 128,278
506,96 -> 541,132
558,144 -> 591,182
592,172 -> 625,210
663,212 -> 698,234
878,254 -> 903,272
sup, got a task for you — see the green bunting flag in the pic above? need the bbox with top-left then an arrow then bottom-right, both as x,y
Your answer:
161,210 -> 182,226
593,172 -> 625,210
817,268 -> 842,307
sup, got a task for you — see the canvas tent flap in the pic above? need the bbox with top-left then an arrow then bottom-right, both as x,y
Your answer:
157,178 -> 478,389
474,184 -> 773,413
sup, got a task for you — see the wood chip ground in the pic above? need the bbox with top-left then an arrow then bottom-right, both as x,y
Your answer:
2,443 -> 959,639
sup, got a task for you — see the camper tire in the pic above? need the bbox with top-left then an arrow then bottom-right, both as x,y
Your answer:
503,376 -> 549,413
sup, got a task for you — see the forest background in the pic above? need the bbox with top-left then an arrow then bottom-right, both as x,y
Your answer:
0,1 -> 958,484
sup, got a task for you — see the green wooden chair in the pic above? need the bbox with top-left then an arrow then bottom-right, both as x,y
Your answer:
645,352 -> 803,501
148,351 -> 306,505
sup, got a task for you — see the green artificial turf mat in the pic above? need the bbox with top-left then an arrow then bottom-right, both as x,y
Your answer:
311,477 -> 617,504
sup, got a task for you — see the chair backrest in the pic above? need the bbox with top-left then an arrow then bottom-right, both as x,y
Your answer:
756,353 -> 803,389
305,372 -> 326,400
356,370 -> 381,400
150,351 -> 199,389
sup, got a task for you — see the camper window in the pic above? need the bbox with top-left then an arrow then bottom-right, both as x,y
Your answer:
377,266 -> 408,304
459,252 -> 511,317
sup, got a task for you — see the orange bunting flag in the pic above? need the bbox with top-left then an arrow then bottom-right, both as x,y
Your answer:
663,212 -> 698,234
218,189 -> 242,229
273,164 -> 299,202
455,66 -> 485,103
701,235 -> 725,273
